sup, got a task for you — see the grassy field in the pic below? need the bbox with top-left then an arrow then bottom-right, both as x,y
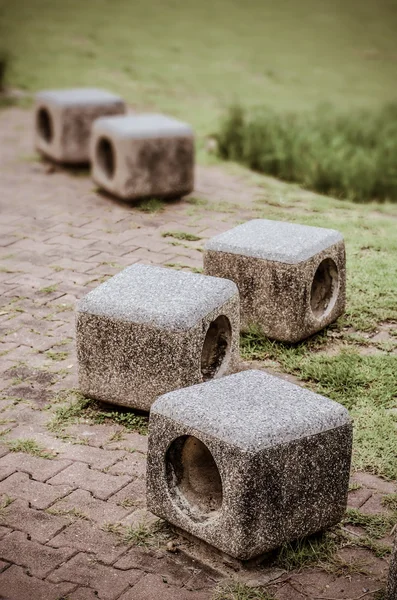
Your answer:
1,0 -> 397,135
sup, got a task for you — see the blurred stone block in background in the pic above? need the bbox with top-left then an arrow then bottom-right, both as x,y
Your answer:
34,88 -> 126,163
90,113 -> 194,200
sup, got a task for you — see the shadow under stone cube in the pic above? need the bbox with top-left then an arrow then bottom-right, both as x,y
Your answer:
147,370 -> 352,560
204,219 -> 346,343
34,88 -> 126,164
76,264 -> 239,411
388,537 -> 397,600
90,114 -> 194,200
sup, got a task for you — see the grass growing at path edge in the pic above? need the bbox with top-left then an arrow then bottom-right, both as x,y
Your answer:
216,103 -> 397,202
47,390 -> 148,437
213,583 -> 275,600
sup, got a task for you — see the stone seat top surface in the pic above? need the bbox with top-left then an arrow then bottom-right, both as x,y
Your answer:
36,88 -> 124,106
78,264 -> 237,330
93,113 -> 193,139
152,370 -> 350,451
205,219 -> 343,264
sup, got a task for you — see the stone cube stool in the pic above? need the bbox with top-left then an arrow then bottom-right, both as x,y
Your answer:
34,88 -> 126,163
147,370 -> 352,560
204,219 -> 346,343
90,114 -> 194,200
388,537 -> 397,599
77,264 -> 239,411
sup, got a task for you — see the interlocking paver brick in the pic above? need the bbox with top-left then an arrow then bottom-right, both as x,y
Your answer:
0,445 -> 9,458
127,247 -> 174,264
0,498 -> 69,543
105,433 -> 148,455
0,530 -> 76,578
114,547 -> 163,571
47,462 -> 131,500
49,553 -> 142,600
0,560 -> 9,573
0,472 -> 72,509
0,453 -> 71,482
61,423 -> 126,449
4,426 -> 70,453
69,588 -> 100,600
108,479 -> 147,509
0,527 -> 12,539
50,488 -> 133,524
107,453 -> 146,478
312,572 -> 384,599
0,564 -> 75,600
115,551 -> 194,586
48,519 -> 129,564
351,472 -> 396,494
121,574 -> 212,600
119,508 -> 157,528
360,492 -> 390,515
0,465 -> 16,482
347,488 -> 373,509
58,443 -> 125,469
46,235 -> 94,249
185,570 -> 219,591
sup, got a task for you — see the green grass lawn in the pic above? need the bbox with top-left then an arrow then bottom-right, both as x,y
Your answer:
1,0 -> 397,134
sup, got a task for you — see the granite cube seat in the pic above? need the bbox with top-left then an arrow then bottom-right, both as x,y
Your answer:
204,219 -> 346,343
90,114 -> 194,200
34,88 -> 126,163
388,537 -> 397,599
77,264 -> 239,411
147,369 -> 352,560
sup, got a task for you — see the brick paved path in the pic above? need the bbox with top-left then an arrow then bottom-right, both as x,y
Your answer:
0,108 -> 395,599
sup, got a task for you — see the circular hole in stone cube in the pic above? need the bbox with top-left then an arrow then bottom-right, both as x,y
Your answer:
166,435 -> 222,521
37,108 -> 53,143
96,136 -> 115,179
201,315 -> 232,381
310,257 -> 339,319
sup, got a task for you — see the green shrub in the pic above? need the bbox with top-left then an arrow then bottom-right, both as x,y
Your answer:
0,50 -> 9,91
216,103 -> 397,202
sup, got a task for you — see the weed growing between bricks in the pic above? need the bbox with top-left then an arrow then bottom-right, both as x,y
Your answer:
136,197 -> 165,213
102,519 -> 174,548
344,508 -> 397,540
47,389 -> 148,437
7,437 -> 56,458
0,495 -> 14,516
273,530 -> 341,571
164,261 -> 203,273
213,582 -> 275,600
162,231 -> 202,242
47,506 -> 90,521
382,494 -> 397,511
